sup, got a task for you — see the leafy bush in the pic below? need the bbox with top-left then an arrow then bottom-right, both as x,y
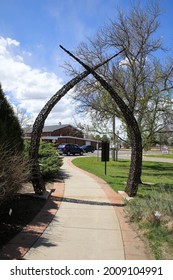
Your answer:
0,145 -> 30,207
24,141 -> 63,179
39,142 -> 63,179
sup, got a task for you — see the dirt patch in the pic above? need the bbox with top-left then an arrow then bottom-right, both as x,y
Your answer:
0,183 -> 51,249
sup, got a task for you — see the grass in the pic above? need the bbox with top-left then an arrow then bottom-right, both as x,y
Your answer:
144,224 -> 173,260
73,157 -> 129,192
72,157 -> 173,196
72,156 -> 173,259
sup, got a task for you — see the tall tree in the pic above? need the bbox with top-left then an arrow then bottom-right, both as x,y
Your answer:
65,1 -> 173,148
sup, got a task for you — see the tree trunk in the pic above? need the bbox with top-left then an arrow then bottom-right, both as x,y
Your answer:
29,51 -> 123,194
61,46 -> 142,196
125,125 -> 143,196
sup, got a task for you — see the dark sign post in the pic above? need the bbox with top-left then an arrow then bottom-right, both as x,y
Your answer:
101,141 -> 110,175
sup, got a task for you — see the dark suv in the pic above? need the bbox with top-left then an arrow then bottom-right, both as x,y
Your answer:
57,144 -> 84,156
80,145 -> 95,153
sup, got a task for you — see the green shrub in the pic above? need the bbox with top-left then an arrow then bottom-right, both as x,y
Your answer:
0,84 -> 23,152
24,141 -> 63,179
39,142 -> 63,179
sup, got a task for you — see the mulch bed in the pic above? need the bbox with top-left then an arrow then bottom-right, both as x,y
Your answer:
0,185 -> 47,249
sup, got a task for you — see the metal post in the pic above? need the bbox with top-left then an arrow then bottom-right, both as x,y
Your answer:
116,145 -> 118,161
105,160 -> 107,175
97,141 -> 99,161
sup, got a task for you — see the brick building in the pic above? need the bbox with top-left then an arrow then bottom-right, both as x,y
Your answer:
24,123 -> 101,149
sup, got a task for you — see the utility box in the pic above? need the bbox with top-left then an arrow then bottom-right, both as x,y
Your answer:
101,141 -> 110,162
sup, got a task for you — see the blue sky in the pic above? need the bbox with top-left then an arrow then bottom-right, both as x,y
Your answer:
0,0 -> 173,125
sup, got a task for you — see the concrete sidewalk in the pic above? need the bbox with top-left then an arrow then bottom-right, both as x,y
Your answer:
25,157 -> 125,260
0,157 -> 151,260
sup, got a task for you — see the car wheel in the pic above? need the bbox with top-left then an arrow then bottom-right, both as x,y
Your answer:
67,151 -> 71,156
80,151 -> 83,155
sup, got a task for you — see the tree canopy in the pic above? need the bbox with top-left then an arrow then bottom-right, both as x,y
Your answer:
65,0 -> 173,147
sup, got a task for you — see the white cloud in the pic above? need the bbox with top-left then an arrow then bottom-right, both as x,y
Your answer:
0,37 -> 20,56
6,37 -> 20,47
119,57 -> 130,67
0,36 -> 76,125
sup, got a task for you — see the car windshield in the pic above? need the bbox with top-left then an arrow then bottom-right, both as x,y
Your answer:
58,144 -> 66,148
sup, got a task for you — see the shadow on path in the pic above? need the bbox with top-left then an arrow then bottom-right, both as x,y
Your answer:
55,196 -> 125,207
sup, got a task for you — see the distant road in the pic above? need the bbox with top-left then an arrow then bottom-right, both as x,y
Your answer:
91,149 -> 173,163
92,149 -> 131,159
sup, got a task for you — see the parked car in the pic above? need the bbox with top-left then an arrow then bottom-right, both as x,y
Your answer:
80,145 -> 95,153
57,143 -> 84,156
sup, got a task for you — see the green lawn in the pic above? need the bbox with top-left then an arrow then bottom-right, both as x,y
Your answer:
72,157 -> 173,196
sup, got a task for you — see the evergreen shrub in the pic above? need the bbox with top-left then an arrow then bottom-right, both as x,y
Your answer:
39,142 -> 63,179
24,141 -> 63,179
